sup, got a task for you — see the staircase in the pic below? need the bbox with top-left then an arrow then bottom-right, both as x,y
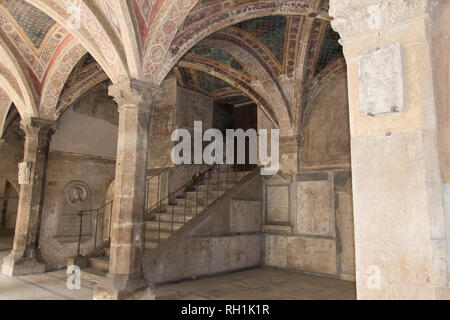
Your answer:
79,166 -> 254,283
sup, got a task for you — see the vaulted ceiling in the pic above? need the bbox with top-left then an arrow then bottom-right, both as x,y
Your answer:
0,0 -> 346,137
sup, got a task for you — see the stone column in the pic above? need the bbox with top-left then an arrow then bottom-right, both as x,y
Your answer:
94,79 -> 163,300
2,118 -> 57,276
279,135 -> 301,174
329,0 -> 449,299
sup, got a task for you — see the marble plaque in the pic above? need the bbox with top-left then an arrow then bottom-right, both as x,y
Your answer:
287,236 -> 337,275
265,235 -> 287,268
358,43 -> 404,116
18,162 -> 31,185
297,180 -> 333,236
266,185 -> 289,223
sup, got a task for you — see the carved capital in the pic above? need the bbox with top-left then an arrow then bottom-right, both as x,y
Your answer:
329,0 -> 443,40
20,118 -> 58,140
109,79 -> 164,113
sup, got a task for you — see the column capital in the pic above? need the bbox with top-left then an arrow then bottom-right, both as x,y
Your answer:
109,79 -> 164,113
329,0 -> 443,40
20,118 -> 58,139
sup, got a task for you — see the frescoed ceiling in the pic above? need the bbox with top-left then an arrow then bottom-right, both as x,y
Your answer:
234,16 -> 287,65
315,24 -> 343,75
0,0 -> 56,49
189,46 -> 247,75
0,0 -> 345,132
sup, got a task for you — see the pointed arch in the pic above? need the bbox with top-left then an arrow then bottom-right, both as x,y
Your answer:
156,0 -> 326,85
24,0 -> 128,82
39,38 -> 87,119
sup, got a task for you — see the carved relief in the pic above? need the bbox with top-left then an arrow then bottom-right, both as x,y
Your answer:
266,185 -> 290,223
18,162 -> 31,185
296,179 -> 333,236
56,181 -> 92,240
358,43 -> 404,116
330,0 -> 442,39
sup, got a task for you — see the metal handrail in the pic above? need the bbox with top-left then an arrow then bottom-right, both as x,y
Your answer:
147,163 -> 256,249
145,167 -> 171,214
77,200 -> 114,257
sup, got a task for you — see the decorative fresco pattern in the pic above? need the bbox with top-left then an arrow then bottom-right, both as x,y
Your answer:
0,0 -> 56,49
131,0 -> 164,47
39,42 -> 87,119
315,24 -> 343,75
0,4 -> 68,84
189,46 -> 247,74
196,70 -> 231,93
234,16 -> 287,65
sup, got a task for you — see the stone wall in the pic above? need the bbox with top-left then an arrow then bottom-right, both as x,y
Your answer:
40,87 -> 117,269
300,75 -> 351,170
144,172 -> 263,284
263,73 -> 355,281
432,1 -> 450,182
263,171 -> 355,281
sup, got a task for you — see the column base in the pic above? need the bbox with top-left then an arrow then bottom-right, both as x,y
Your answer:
1,251 -> 46,277
93,273 -> 155,300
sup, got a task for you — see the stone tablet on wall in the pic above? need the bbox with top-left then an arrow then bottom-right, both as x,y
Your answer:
266,185 -> 290,223
358,43 -> 404,116
296,179 -> 333,236
56,181 -> 92,240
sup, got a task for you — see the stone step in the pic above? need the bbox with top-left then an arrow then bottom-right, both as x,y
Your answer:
185,190 -> 225,200
145,229 -> 171,241
81,267 -> 107,284
146,220 -> 184,231
89,256 -> 109,273
195,183 -> 236,192
208,171 -> 251,180
145,241 -> 159,250
152,212 -> 196,223
162,204 -> 201,214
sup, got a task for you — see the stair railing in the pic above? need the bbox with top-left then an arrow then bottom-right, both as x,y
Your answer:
146,163 -> 254,248
146,167 -> 170,213
77,200 -> 113,257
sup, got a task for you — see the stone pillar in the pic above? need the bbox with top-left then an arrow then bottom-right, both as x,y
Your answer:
2,118 -> 57,277
329,0 -> 449,299
279,135 -> 301,174
93,79 -> 163,300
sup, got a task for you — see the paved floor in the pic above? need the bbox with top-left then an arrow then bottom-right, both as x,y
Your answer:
0,251 -> 356,300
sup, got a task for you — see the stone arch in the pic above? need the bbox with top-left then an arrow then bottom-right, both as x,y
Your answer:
39,39 -> 87,119
179,57 -> 279,128
55,68 -> 109,120
155,0 -> 325,84
142,0 -> 201,83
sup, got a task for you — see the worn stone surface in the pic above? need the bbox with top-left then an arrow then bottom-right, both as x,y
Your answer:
2,118 -> 57,277
296,179 -> 333,237
358,43 -> 405,116
300,75 -> 351,169
94,80 -> 163,300
330,0 -> 449,298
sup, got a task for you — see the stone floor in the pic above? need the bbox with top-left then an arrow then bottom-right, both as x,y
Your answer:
0,251 -> 356,300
